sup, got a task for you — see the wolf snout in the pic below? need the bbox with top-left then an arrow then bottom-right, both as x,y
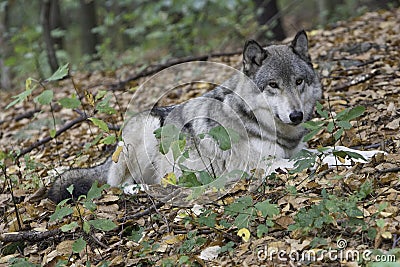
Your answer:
289,110 -> 303,125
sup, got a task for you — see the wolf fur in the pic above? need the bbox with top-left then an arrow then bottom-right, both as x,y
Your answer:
48,30 -> 322,203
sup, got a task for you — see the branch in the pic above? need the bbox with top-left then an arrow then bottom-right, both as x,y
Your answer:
0,229 -> 61,243
332,69 -> 380,91
0,108 -> 42,126
109,50 -> 242,91
379,167 -> 400,174
17,115 -> 88,158
118,202 -> 164,222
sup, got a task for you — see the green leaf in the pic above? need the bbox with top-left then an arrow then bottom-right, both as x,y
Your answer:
89,219 -> 117,231
49,129 -> 57,138
208,126 -> 239,151
255,200 -> 279,218
34,90 -> 53,105
101,135 -> 116,145
49,206 -> 73,222
343,150 -> 366,161
358,180 -> 373,200
95,90 -> 108,101
178,170 -> 201,187
6,88 -> 33,109
337,120 -> 352,130
198,211 -> 217,228
83,221 -> 91,234
86,181 -> 109,201
289,149 -> 317,174
88,118 -> 109,133
257,224 -> 269,238
61,222 -> 78,232
316,102 -> 329,119
154,124 -> 183,155
302,128 -> 321,142
72,237 -> 86,253
171,139 -> 186,161
179,255 -> 190,265
198,170 -> 214,185
376,219 -> 385,228
129,227 -> 144,242
333,128 -> 344,140
83,201 -> 97,212
59,97 -> 81,109
225,196 -> 253,215
96,95 -> 116,115
220,241 -> 235,253
302,120 -> 325,130
46,63 -> 69,81
327,121 -> 334,133
67,184 -> 74,196
233,212 -> 253,229
340,106 -> 365,121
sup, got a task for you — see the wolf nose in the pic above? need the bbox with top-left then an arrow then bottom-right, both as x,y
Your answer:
289,111 -> 303,124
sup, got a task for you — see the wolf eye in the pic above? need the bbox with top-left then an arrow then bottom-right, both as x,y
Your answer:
269,82 -> 278,88
296,79 -> 303,85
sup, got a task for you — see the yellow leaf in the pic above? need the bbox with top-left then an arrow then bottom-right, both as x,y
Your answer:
237,228 -> 250,242
163,233 -> 185,245
25,77 -> 32,90
84,90 -> 95,106
381,232 -> 392,239
161,173 -> 177,186
112,141 -> 124,163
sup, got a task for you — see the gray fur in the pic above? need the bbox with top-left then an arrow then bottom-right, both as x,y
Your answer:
48,30 -> 322,203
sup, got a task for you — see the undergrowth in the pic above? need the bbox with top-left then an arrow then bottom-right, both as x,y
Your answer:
1,64 -> 394,266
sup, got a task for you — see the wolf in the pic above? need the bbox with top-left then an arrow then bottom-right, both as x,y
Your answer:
48,30 -> 322,203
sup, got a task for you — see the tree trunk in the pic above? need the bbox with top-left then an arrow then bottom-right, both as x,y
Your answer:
254,0 -> 286,41
50,0 -> 63,49
79,0 -> 98,56
0,1 -> 12,90
41,0 -> 59,73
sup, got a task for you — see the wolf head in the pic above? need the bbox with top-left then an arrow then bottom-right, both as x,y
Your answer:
242,30 -> 321,126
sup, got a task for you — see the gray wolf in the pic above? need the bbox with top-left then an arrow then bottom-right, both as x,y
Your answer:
48,30 -> 322,203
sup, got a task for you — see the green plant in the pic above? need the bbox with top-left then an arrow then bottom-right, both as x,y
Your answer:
289,102 -> 367,173
303,102 -> 365,144
6,64 -> 119,152
154,124 -> 242,189
50,182 -> 116,262
224,196 -> 279,238
179,230 -> 207,254
8,257 -> 40,267
288,186 -> 381,240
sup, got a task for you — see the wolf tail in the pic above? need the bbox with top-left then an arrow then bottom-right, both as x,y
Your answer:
48,158 -> 111,203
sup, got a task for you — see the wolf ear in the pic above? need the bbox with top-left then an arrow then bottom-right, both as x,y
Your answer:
243,40 -> 266,76
291,30 -> 311,62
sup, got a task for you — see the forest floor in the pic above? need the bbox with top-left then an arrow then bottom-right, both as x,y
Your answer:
1,7 -> 400,267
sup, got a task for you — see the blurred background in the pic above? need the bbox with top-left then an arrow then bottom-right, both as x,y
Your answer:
0,0 -> 398,90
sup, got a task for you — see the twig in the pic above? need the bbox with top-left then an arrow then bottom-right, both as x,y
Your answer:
350,142 -> 383,150
118,202 -> 165,222
17,114 -> 88,158
109,50 -> 241,91
332,69 -> 380,91
0,229 -> 61,243
173,228 -> 241,243
0,108 -> 41,125
378,167 -> 400,174
15,108 -> 42,121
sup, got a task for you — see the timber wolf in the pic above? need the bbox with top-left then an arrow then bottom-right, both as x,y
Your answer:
48,30 -> 322,203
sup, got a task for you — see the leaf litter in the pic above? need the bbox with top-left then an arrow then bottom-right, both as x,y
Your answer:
0,7 -> 400,267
